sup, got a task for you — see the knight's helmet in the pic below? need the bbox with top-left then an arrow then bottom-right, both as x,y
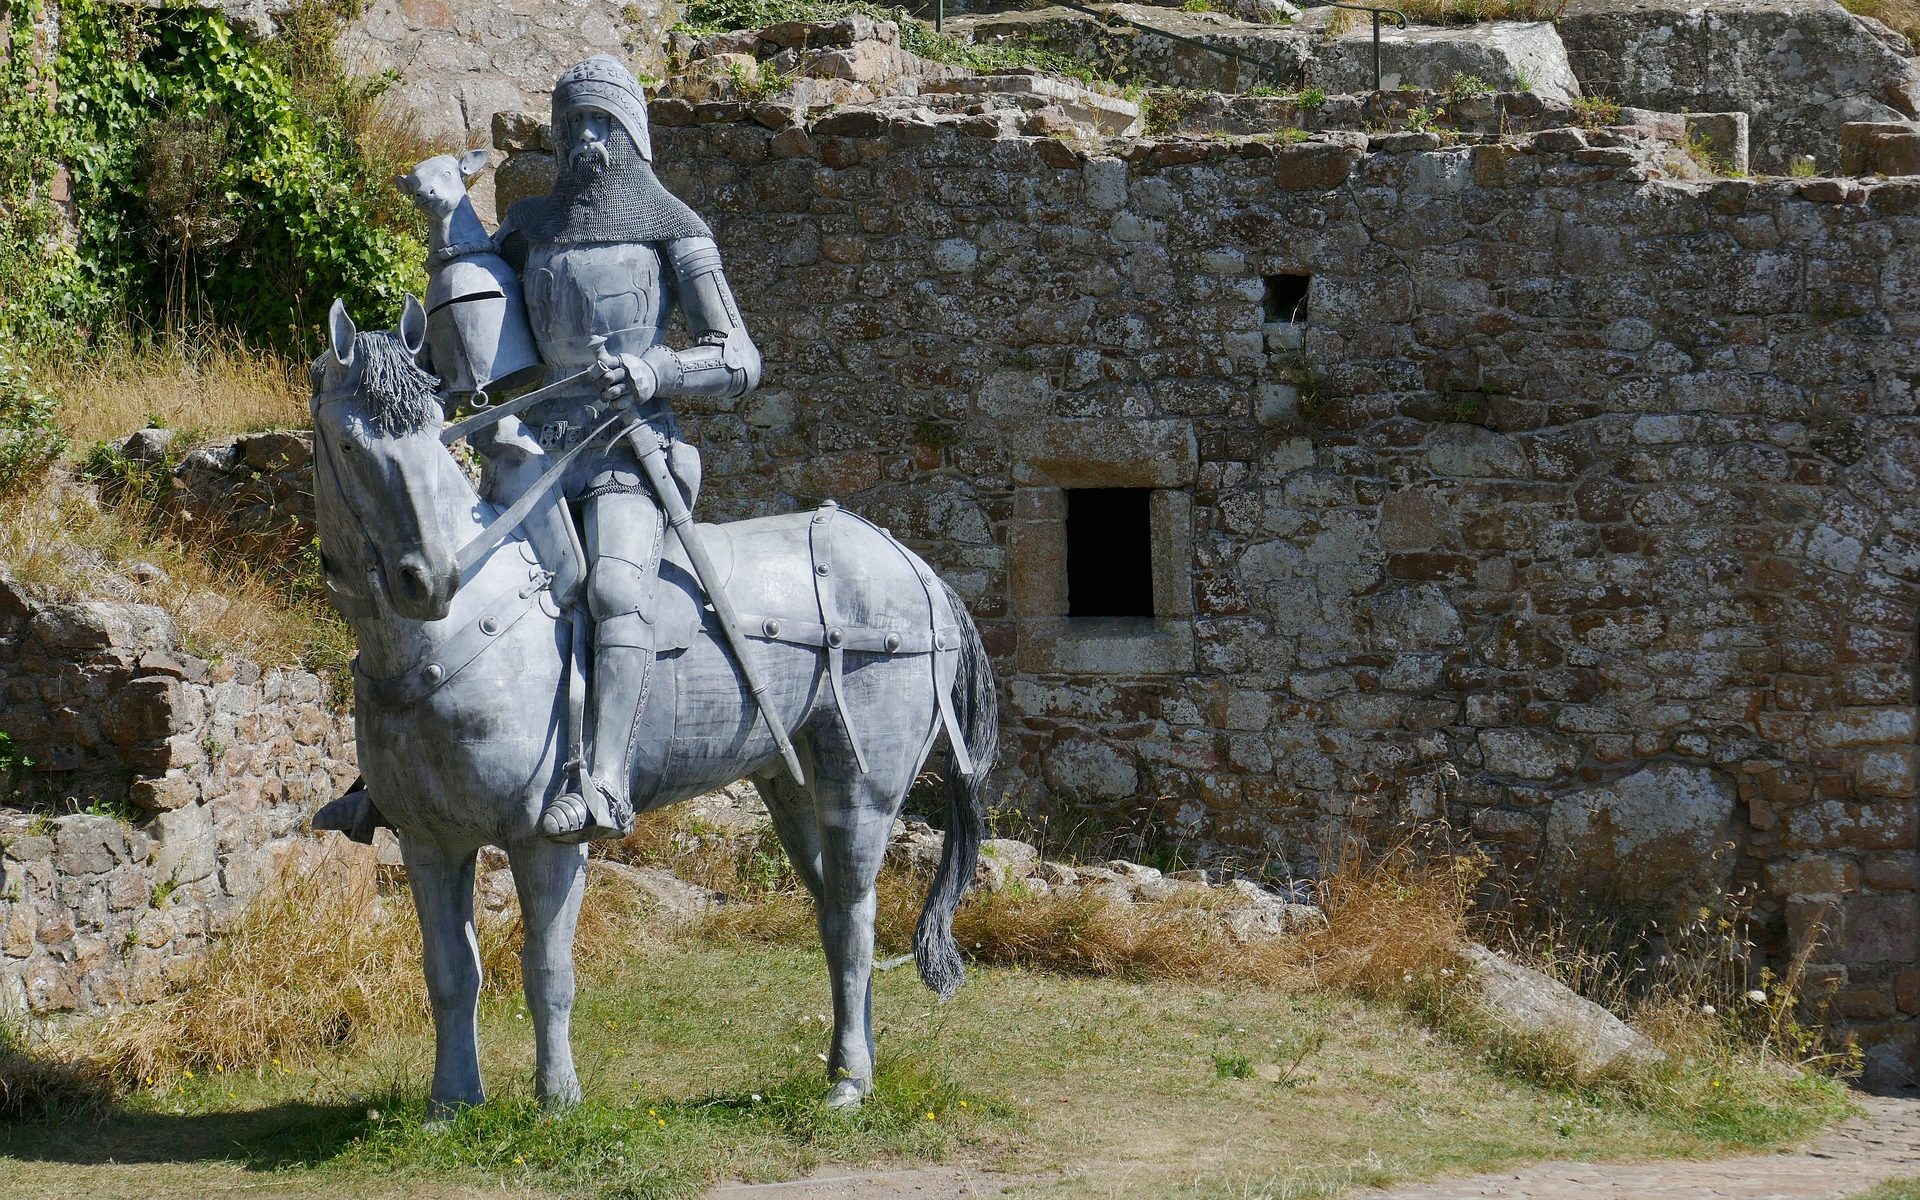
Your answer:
552,54 -> 654,162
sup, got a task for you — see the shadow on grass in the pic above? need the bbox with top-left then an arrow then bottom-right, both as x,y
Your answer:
0,1058 -> 998,1200
0,1099 -> 379,1169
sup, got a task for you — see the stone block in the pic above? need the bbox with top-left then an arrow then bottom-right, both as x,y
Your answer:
1547,764 -> 1739,912
1866,854 -> 1919,892
1843,894 -> 1919,964
1811,708 -> 1915,749
1017,617 -> 1196,675
1308,21 -> 1581,104
1683,111 -> 1750,174
52,815 -> 127,878
1767,855 -> 1860,896
153,805 -> 218,887
30,602 -> 177,654
1842,120 -> 1920,176
130,773 -> 199,812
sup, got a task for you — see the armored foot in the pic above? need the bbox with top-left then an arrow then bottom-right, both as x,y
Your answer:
312,779 -> 393,845
537,777 -> 629,844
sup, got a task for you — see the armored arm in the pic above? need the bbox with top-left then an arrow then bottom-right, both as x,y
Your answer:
623,237 -> 761,402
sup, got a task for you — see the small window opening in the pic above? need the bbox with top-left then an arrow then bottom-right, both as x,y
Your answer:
1066,488 -> 1155,618
1263,273 -> 1310,323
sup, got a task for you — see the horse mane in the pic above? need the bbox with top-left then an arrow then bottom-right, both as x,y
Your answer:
355,330 -> 443,436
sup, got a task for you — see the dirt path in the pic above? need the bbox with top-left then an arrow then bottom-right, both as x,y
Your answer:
703,1096 -> 1920,1200
1366,1095 -> 1920,1200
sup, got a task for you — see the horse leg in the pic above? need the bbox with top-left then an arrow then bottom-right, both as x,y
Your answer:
811,769 -> 902,1109
756,767 -> 824,900
507,835 -> 590,1107
400,837 -> 484,1117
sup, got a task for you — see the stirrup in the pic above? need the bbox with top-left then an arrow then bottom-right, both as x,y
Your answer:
538,775 -> 631,845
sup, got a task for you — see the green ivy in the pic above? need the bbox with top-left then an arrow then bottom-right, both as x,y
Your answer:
0,0 -> 424,357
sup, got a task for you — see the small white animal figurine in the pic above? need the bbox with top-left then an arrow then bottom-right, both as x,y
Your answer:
395,150 -> 540,398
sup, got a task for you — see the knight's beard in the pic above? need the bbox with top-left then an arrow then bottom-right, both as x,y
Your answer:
570,140 -> 612,175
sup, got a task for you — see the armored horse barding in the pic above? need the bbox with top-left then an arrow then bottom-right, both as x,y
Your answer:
308,302 -> 997,1114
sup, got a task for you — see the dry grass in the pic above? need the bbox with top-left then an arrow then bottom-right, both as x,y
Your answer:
85,842 -> 665,1086
0,1023 -> 114,1122
1846,0 -> 1920,42
686,820 -> 1469,995
90,844 -> 431,1083
33,334 -> 305,446
0,468 -> 351,677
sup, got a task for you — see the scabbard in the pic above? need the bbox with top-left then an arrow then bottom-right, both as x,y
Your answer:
624,422 -> 806,787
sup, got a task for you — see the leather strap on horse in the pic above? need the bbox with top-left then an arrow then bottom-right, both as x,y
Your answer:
844,508 -> 976,778
438,366 -> 595,446
809,502 -> 868,774
356,570 -> 553,709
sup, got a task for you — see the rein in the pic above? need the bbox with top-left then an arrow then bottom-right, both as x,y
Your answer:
310,377 -> 633,711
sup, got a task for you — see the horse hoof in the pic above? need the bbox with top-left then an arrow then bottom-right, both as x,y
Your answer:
824,1080 -> 866,1110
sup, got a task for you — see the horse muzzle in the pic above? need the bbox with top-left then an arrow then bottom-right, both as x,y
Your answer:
388,552 -> 458,621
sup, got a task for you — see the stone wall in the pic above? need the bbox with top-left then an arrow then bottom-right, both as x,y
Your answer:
0,571 -> 356,1018
492,103 -> 1919,1081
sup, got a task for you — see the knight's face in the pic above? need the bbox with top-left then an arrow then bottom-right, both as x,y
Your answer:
568,108 -> 614,175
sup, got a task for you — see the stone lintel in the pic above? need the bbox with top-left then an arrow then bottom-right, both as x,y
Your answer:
1008,419 -> 1197,489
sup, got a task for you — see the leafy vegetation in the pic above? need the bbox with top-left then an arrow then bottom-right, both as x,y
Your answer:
1572,93 -> 1622,129
0,0 -> 428,358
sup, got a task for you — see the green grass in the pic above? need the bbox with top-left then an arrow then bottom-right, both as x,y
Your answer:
1853,1183 -> 1920,1200
0,936 -> 1856,1200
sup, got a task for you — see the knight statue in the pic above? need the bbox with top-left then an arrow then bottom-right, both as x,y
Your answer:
483,53 -> 764,843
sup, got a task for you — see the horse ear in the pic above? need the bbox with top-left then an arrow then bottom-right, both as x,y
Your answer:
328,299 -> 356,366
398,294 -> 427,357
393,173 -> 416,195
458,149 -> 489,179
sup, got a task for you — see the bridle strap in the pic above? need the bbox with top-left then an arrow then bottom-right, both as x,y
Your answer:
309,396 -> 385,617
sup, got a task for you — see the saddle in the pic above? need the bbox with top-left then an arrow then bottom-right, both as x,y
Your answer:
341,500 -> 969,832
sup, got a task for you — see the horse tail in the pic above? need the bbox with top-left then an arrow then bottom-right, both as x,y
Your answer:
915,578 -> 999,1001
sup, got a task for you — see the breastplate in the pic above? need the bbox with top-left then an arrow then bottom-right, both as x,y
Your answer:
523,241 -> 673,371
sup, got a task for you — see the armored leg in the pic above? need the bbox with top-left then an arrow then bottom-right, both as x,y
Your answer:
539,486 -> 667,844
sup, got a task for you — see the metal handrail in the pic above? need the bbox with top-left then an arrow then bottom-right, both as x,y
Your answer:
1304,2 -> 1408,93
1054,0 -> 1301,89
940,0 -> 1410,95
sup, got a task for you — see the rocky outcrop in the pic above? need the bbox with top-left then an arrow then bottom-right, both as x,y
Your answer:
1558,0 -> 1920,172
336,0 -> 679,221
1307,21 -> 1580,104
1462,943 -> 1665,1073
163,429 -> 314,562
886,818 -> 1328,939
667,15 -> 972,108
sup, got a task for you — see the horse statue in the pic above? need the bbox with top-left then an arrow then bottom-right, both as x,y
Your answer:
306,299 -> 998,1114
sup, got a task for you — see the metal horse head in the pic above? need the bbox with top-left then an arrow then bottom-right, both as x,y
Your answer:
309,297 -> 460,622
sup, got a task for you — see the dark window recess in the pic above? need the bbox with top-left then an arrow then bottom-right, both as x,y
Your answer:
1263,273 -> 1310,323
1066,488 -> 1155,618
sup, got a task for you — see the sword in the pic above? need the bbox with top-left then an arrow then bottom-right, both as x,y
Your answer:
625,419 -> 806,787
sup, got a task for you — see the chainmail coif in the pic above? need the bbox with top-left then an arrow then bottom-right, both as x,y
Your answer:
504,126 -> 710,246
